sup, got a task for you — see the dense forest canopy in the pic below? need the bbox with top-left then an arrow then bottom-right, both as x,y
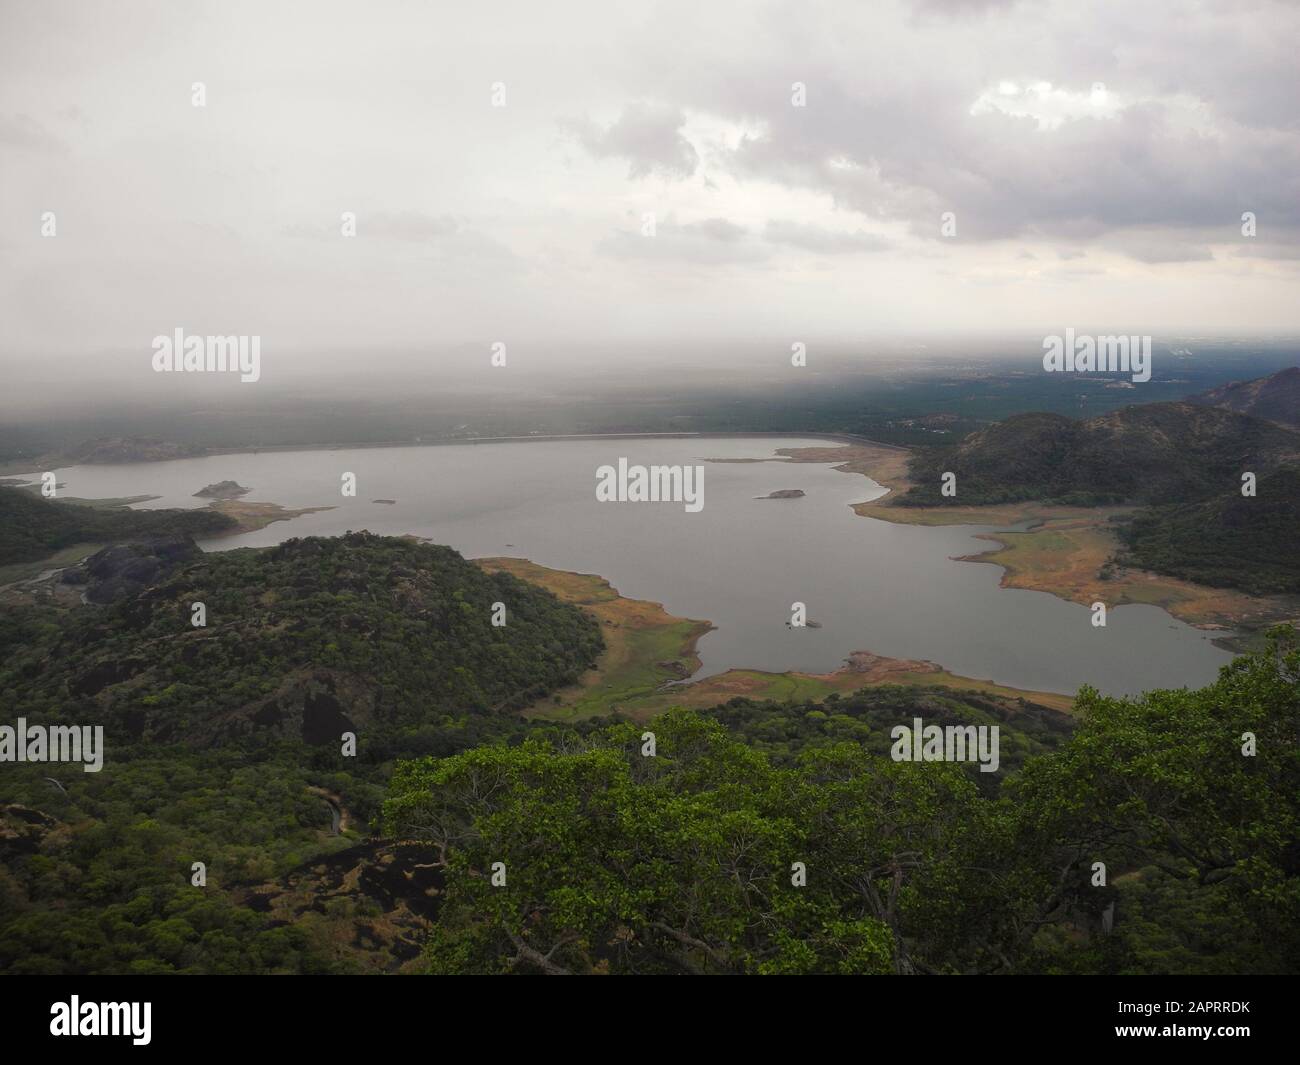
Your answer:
0,532 -> 605,973
1,518 -> 1296,975
1,532 -> 604,745
1117,467 -> 1300,595
898,402 -> 1300,508
894,401 -> 1300,595
382,633 -> 1298,974
1192,366 -> 1300,429
0,486 -> 235,567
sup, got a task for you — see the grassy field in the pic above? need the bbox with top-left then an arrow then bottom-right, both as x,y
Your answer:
0,541 -> 105,587
956,514 -> 1286,633
776,442 -> 913,502
208,499 -> 336,534
614,656 -> 1076,718
475,557 -> 713,721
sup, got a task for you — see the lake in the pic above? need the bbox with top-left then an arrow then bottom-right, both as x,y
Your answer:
33,436 -> 1234,697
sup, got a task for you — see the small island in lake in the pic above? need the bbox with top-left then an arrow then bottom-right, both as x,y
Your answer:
194,480 -> 250,500
759,489 -> 805,499
373,499 -> 397,505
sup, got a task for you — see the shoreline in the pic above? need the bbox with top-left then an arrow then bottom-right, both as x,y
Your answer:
207,429 -> 915,457
777,443 -> 1298,645
3,431 -> 910,478
12,433 -> 1284,670
476,556 -> 1075,720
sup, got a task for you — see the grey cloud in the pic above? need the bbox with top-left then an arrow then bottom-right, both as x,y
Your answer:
3,0 -> 1298,361
909,0 -> 1027,15
1119,239 -> 1215,264
365,212 -> 460,241
282,221 -> 334,240
728,91 -> 1300,249
693,217 -> 747,242
283,211 -> 460,242
599,217 -> 765,264
0,114 -> 67,153
1050,264 -> 1107,279
564,103 -> 698,179
638,1 -> 1300,263
764,219 -> 892,253
1232,242 -> 1300,261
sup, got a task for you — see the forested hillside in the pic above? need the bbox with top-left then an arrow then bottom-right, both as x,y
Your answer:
700,684 -> 1072,780
898,402 -> 1300,506
384,632 -> 1299,975
1116,466 -> 1300,595
1192,366 -> 1300,428
2,525 -> 1295,976
0,532 -> 605,973
891,401 -> 1300,598
0,486 -> 235,566
2,532 -> 605,744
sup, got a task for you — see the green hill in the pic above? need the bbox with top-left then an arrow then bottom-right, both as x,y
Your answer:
1192,366 -> 1300,428
2,523 -> 1296,975
0,486 -> 235,567
3,531 -> 605,746
1118,466 -> 1300,595
897,402 -> 1300,506
0,531 -> 606,975
0,527 -> 1091,976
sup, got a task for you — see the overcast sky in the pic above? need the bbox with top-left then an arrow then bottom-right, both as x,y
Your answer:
2,0 -> 1299,387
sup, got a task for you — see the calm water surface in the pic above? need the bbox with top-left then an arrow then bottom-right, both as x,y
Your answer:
32,437 -> 1233,697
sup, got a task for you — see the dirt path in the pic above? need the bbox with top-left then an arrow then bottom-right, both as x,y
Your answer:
306,786 -> 355,835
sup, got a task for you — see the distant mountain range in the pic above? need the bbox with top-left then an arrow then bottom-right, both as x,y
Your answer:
1191,366 -> 1300,428
45,436 -> 209,466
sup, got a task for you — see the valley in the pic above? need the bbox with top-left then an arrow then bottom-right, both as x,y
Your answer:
1,369 -> 1296,978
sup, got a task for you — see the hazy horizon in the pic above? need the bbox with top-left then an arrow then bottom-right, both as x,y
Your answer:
4,0 -> 1300,400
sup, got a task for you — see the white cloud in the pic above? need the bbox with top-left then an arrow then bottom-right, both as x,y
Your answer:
969,80 -> 1126,130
